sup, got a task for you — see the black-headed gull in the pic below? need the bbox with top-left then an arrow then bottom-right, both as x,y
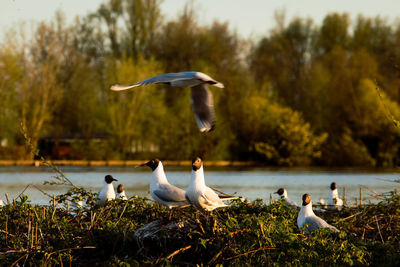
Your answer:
185,157 -> 227,211
141,158 -> 188,208
110,72 -> 224,132
116,184 -> 128,200
297,194 -> 340,233
327,182 -> 343,209
97,175 -> 118,205
274,188 -> 299,208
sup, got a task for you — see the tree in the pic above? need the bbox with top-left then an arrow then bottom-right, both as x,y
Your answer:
249,17 -> 315,110
122,0 -> 162,59
104,55 -> 164,158
0,46 -> 22,155
314,13 -> 350,55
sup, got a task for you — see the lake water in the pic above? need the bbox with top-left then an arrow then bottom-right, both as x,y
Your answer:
0,166 -> 399,206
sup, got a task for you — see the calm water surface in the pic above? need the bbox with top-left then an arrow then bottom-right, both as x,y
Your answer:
0,166 -> 399,206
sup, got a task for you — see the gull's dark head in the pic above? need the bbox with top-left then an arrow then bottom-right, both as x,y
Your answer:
302,193 -> 311,206
330,182 -> 337,190
105,175 -> 117,184
117,184 -> 124,194
140,158 -> 160,171
192,157 -> 202,171
275,188 -> 285,196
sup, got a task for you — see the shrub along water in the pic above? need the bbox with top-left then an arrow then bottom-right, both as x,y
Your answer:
0,188 -> 399,266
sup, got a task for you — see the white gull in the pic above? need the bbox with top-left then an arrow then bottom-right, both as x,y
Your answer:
141,158 -> 188,208
110,71 -> 224,132
327,182 -> 343,209
116,184 -> 128,200
297,193 -> 340,233
185,157 -> 228,211
97,175 -> 117,205
274,188 -> 299,208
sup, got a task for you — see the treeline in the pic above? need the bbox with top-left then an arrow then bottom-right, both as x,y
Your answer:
1,0 -> 400,166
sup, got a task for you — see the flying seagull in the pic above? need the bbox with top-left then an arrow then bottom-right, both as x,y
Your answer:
140,158 -> 189,208
185,157 -> 228,211
297,193 -> 340,233
97,175 -> 118,205
274,188 -> 299,208
327,182 -> 343,209
110,72 -> 224,132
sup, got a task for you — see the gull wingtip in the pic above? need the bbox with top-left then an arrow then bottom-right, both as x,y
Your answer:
110,85 -> 121,91
215,82 -> 224,89
110,84 -> 132,91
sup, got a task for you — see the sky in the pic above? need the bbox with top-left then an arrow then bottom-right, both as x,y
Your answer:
1,0 -> 400,42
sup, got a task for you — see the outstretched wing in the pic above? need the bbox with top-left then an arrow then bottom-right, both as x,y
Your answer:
110,72 -> 197,91
190,84 -> 215,132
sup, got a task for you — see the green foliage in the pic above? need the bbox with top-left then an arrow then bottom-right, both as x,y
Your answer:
1,190 -> 399,266
315,13 -> 350,54
104,55 -> 165,158
240,92 -> 327,165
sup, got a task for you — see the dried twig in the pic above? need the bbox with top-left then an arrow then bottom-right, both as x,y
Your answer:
0,229 -> 15,237
208,247 -> 224,265
46,246 -> 96,257
17,184 -> 33,200
259,222 -> 265,238
17,184 -> 52,200
5,193 -> 10,205
224,246 -> 277,261
374,216 -> 384,243
114,199 -> 131,226
339,212 -> 363,221
166,244 -> 192,260
11,253 -> 29,267
228,228 -> 249,237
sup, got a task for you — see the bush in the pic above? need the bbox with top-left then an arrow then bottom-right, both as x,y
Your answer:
241,93 -> 327,165
1,190 -> 399,266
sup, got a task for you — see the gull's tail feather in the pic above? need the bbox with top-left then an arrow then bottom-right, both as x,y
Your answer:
209,186 -> 245,202
219,195 -> 245,202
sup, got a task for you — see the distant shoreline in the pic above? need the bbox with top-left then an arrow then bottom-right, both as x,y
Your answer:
0,160 -> 257,167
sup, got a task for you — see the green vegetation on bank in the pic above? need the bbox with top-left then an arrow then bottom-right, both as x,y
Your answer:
1,189 -> 399,266
1,0 -> 400,166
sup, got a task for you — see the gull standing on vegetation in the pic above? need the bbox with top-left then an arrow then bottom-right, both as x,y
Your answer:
274,188 -> 299,208
327,182 -> 343,209
185,157 -> 228,211
97,175 -> 118,205
297,194 -> 340,233
116,184 -> 128,200
140,158 -> 188,208
110,72 -> 224,132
